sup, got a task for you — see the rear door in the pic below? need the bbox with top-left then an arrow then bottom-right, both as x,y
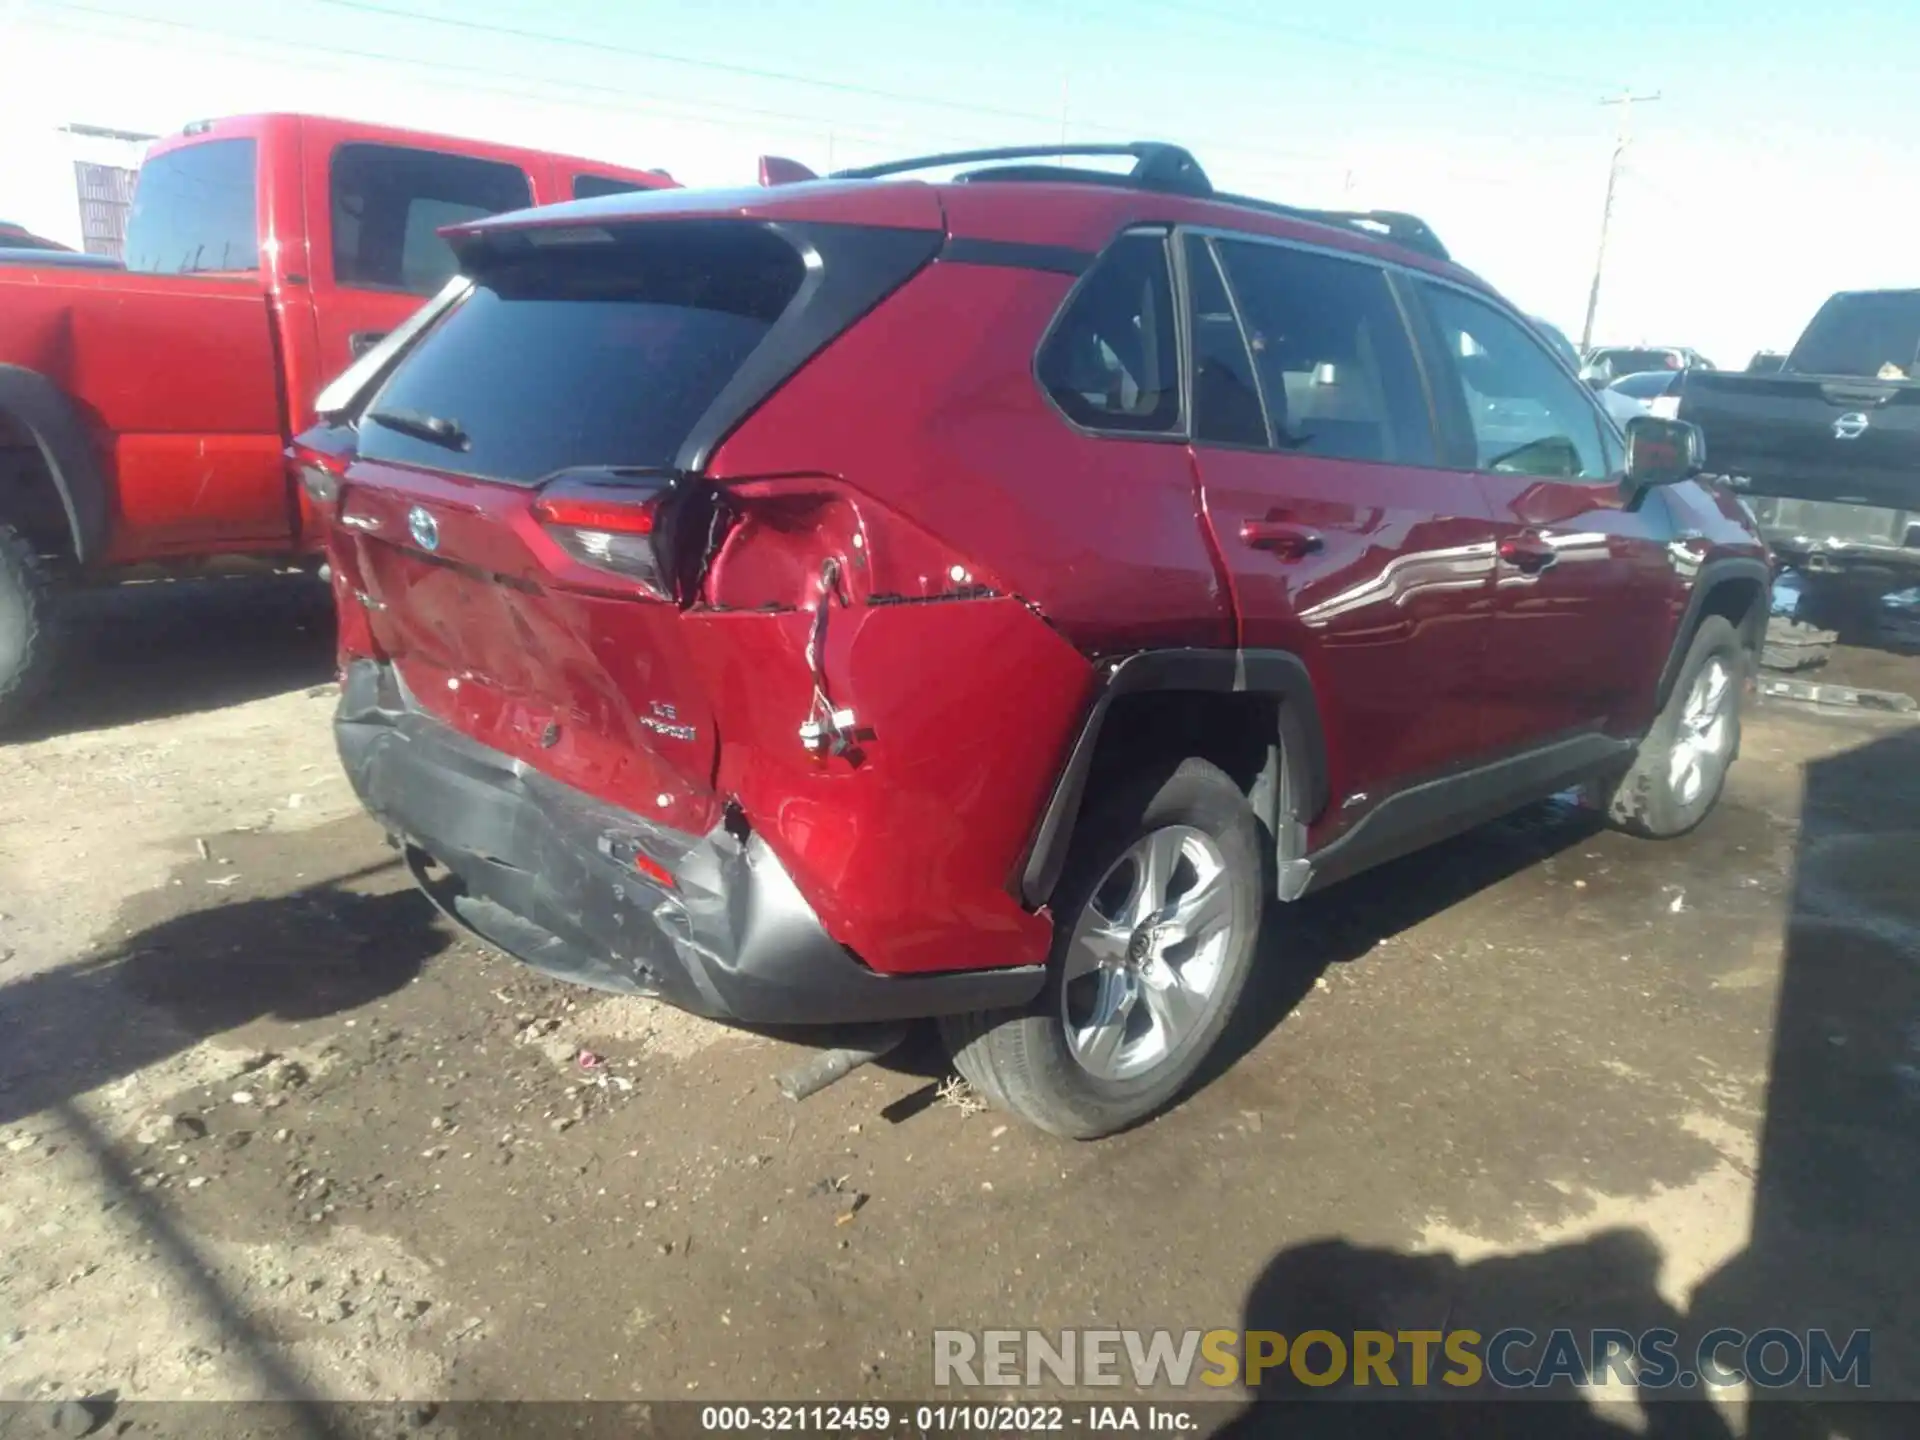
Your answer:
1183,231 -> 1500,817
1412,280 -> 1679,747
308,138 -> 534,386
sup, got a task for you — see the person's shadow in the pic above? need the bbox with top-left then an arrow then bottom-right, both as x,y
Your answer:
0,852 -> 445,1127
1217,1231 -> 1736,1438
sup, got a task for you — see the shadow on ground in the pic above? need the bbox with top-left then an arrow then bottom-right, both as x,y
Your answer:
865,797 -> 1604,1120
0,833 -> 444,1127
1207,797 -> 1603,1087
1218,725 -> 1920,1435
16,575 -> 336,741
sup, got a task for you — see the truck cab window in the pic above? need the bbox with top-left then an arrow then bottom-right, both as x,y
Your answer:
573,174 -> 646,200
331,144 -> 532,295
1787,291 -> 1920,380
123,139 -> 259,275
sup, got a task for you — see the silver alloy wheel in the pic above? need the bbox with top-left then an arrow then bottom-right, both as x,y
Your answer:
1669,657 -> 1734,805
1060,825 -> 1239,1082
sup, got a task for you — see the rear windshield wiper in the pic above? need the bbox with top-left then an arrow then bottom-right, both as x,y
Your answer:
366,407 -> 471,452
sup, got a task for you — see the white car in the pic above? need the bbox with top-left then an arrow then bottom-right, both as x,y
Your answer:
1607,369 -> 1685,419
1529,316 -> 1646,430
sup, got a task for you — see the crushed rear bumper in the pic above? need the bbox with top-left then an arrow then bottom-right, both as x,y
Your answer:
334,660 -> 1045,1025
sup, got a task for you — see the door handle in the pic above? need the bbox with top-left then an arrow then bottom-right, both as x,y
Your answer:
1240,519 -> 1324,558
348,330 -> 390,359
1498,534 -> 1558,573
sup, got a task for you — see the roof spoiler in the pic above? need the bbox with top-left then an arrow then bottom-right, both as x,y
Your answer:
759,155 -> 819,186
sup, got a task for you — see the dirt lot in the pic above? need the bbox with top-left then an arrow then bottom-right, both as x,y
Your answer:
2,581 -> 1917,1433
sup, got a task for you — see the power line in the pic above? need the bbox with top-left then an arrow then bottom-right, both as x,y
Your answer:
305,0 -> 1072,130
302,0 -> 1348,169
32,0 -> 1565,198
1114,0 -> 1615,95
28,3 -> 997,153
28,0 -> 1357,179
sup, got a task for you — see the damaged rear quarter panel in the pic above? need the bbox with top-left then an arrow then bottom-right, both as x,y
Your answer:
682,596 -> 1094,976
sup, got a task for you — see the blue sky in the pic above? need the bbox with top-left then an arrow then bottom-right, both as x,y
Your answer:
2,0 -> 1911,363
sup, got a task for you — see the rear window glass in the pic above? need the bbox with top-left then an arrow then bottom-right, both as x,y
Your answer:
1788,292 -> 1920,379
1591,348 -> 1678,377
124,139 -> 258,275
357,222 -> 805,484
1610,370 -> 1679,398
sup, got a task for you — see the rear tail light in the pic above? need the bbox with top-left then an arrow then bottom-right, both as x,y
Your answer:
532,471 -> 679,597
289,439 -> 352,510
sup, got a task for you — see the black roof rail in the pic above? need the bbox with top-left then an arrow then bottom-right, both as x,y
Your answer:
829,143 -> 1450,264
1214,196 -> 1451,263
831,142 -> 1212,197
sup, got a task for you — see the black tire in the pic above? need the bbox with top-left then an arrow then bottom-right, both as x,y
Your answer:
939,757 -> 1264,1139
0,522 -> 60,734
1603,616 -> 1745,839
1760,612 -> 1835,672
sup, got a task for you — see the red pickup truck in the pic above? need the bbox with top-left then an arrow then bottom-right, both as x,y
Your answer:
0,112 -> 674,728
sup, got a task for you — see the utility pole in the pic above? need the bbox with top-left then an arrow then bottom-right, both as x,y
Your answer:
1580,88 -> 1661,353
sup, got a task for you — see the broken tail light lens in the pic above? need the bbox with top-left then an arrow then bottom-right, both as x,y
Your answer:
532,472 -> 676,597
288,437 -> 353,510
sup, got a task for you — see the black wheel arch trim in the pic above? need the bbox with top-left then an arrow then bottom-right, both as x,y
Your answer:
1656,556 -> 1772,709
0,364 -> 109,566
1017,647 -> 1330,908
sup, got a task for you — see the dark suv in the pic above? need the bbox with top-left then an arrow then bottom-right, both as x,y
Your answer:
306,143 -> 1770,1138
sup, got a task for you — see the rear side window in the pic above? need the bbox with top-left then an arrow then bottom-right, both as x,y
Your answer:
1213,239 -> 1434,465
357,222 -> 806,484
1787,292 -> 1920,379
1037,232 -> 1180,434
332,144 -> 533,295
124,139 -> 258,275
574,174 -> 646,200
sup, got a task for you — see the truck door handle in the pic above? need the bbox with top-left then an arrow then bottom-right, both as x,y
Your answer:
1240,520 -> 1324,558
348,330 -> 390,359
1498,534 -> 1558,573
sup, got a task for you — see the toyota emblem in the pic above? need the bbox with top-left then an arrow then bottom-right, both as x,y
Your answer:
407,505 -> 440,551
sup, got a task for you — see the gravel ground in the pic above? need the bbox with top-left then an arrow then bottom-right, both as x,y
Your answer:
2,582 -> 1916,1436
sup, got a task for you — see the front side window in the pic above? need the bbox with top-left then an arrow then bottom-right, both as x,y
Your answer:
124,139 -> 258,275
331,144 -> 532,295
1421,284 -> 1610,480
1212,239 -> 1434,465
1036,232 -> 1180,434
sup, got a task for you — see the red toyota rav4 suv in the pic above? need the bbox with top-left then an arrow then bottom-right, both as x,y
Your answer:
306,143 -> 1769,1138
